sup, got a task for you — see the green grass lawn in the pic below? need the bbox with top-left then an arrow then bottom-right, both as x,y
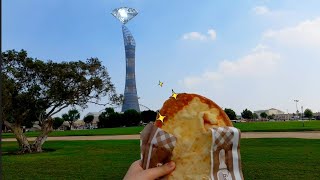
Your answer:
2,120 -> 320,138
1,126 -> 143,138
2,138 -> 320,180
234,120 -> 320,132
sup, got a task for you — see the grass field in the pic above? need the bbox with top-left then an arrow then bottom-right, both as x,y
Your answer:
234,120 -> 320,132
2,120 -> 320,138
2,138 -> 320,179
1,126 -> 142,138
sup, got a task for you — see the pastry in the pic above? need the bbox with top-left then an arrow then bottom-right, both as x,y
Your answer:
154,93 -> 233,179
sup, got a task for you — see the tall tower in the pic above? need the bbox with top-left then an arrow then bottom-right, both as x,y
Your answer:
112,7 -> 140,112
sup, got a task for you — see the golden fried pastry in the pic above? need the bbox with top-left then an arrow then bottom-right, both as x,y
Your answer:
154,93 -> 233,180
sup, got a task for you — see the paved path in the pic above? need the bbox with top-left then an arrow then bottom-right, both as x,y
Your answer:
2,131 -> 320,141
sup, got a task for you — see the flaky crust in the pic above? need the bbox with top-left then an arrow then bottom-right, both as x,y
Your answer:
155,93 -> 233,180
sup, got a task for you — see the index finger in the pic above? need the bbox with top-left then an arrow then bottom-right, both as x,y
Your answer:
129,160 -> 144,172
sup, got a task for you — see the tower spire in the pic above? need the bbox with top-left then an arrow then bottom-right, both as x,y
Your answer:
112,7 -> 140,112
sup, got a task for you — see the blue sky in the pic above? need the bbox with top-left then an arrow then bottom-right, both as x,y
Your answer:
3,0 -> 320,118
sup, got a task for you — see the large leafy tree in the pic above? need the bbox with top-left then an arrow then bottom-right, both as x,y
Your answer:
260,112 -> 268,119
98,108 -> 141,128
98,107 -> 117,128
241,109 -> 253,119
1,50 -> 122,153
224,108 -> 237,120
141,110 -> 157,123
53,117 -> 64,130
62,109 -> 80,130
109,112 -> 125,127
268,114 -> 275,120
124,109 -> 141,127
304,109 -> 313,119
83,115 -> 94,129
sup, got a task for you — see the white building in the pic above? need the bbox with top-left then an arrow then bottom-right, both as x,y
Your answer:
84,112 -> 102,128
254,108 -> 285,118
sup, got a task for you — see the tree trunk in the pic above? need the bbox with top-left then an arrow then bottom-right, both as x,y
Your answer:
32,117 -> 53,152
69,121 -> 73,130
4,120 -> 32,153
4,118 -> 54,154
12,125 -> 32,153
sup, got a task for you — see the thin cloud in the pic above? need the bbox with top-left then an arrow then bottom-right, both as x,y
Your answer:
182,29 -> 217,41
182,32 -> 207,41
183,50 -> 281,89
207,29 -> 217,40
181,17 -> 320,114
252,6 -> 270,15
263,17 -> 320,48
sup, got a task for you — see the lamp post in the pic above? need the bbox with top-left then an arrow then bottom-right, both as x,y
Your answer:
301,106 -> 304,127
294,100 -> 299,119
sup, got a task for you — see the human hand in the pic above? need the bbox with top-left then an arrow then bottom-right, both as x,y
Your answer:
123,160 -> 176,180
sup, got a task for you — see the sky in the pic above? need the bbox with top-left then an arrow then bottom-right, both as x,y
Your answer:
3,0 -> 320,118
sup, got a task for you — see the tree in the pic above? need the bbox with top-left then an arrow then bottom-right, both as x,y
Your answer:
304,109 -> 313,119
260,112 -> 268,119
98,107 -> 117,128
98,107 -> 121,128
1,50 -> 122,153
268,114 -> 275,120
83,115 -> 94,129
105,107 -> 115,115
108,112 -> 125,127
124,109 -> 141,127
224,108 -> 237,120
253,113 -> 258,120
241,109 -> 253,119
62,109 -> 80,130
98,114 -> 107,128
53,117 -> 64,130
141,110 -> 157,123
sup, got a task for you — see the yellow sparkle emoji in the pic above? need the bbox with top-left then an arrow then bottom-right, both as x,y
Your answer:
157,112 -> 166,124
171,89 -> 178,99
158,81 -> 164,87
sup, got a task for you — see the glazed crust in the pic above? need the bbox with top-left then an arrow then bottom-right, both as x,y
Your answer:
155,93 -> 232,128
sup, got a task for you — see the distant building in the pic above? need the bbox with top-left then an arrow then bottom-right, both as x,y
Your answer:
314,112 -> 320,120
59,119 -> 88,130
84,112 -> 102,128
276,112 -> 320,120
274,113 -> 293,120
31,121 -> 41,131
254,108 -> 285,119
73,120 -> 85,129
61,121 -> 71,130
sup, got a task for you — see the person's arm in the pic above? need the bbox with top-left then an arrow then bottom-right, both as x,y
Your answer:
123,160 -> 175,180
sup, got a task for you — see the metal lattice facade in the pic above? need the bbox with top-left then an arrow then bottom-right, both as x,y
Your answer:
121,25 -> 140,112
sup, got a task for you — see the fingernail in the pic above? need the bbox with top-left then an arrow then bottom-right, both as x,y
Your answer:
167,161 -> 175,168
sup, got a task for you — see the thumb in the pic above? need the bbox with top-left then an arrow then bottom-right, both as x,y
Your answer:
143,161 -> 175,179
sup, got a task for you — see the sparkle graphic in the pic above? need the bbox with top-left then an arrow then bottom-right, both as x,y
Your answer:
158,81 -> 164,87
171,89 -> 178,99
157,112 -> 166,124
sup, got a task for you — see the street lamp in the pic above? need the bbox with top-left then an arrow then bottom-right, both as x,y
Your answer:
294,100 -> 299,119
301,106 -> 304,127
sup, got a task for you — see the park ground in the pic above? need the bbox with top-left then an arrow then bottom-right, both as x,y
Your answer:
2,120 -> 320,138
3,131 -> 320,141
2,121 -> 320,179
